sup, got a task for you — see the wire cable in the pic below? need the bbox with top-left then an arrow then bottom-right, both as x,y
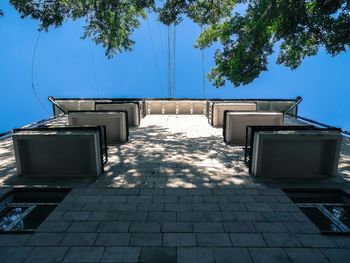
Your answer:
31,31 -> 50,115
200,26 -> 206,98
147,18 -> 165,97
88,42 -> 100,97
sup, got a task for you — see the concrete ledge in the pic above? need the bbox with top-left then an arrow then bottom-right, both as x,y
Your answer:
251,130 -> 342,178
212,103 -> 257,127
95,103 -> 140,127
224,112 -> 283,145
68,111 -> 128,144
12,127 -> 104,178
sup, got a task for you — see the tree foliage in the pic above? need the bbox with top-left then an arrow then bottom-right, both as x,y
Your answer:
8,0 -> 350,87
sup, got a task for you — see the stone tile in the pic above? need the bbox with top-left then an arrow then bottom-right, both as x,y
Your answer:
285,248 -> 329,263
0,247 -> 32,263
68,221 -> 100,232
95,233 -> 131,246
101,247 -> 141,263
296,234 -> 338,248
177,212 -> 206,221
64,247 -> 104,262
97,222 -> 130,233
0,234 -> 32,246
162,222 -> 192,232
118,211 -> 148,221
270,203 -> 299,212
25,247 -> 68,263
249,248 -> 291,263
178,247 -> 214,263
130,222 -> 161,233
193,222 -> 224,232
197,233 -> 231,246
140,189 -> 163,195
223,222 -> 256,233
262,212 -> 297,222
61,211 -> 91,221
83,203 -> 111,211
192,203 -> 220,211
88,211 -> 119,221
139,247 -> 176,263
254,222 -> 288,233
100,196 -> 128,203
37,221 -> 71,232
137,203 -> 164,211
219,203 -> 247,212
230,233 -> 266,247
118,189 -> 140,196
75,195 -> 103,203
25,233 -> 65,246
165,203 -> 191,212
205,212 -> 236,221
321,248 -> 350,263
263,234 -> 301,247
153,195 -> 178,203
246,203 -> 273,212
284,222 -> 319,234
127,196 -> 152,203
148,212 -> 176,221
130,233 -> 162,246
61,233 -> 97,246
213,247 -> 252,263
163,233 -> 196,246
233,212 -> 265,221
331,236 -> 350,248
109,203 -> 138,212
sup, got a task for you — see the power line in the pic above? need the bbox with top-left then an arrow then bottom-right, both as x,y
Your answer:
88,42 -> 100,97
31,31 -> 50,115
147,18 -> 165,97
200,26 -> 206,98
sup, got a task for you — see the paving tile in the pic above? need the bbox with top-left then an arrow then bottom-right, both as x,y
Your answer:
233,212 -> 265,221
139,247 -> 176,263
62,211 -> 91,221
331,236 -> 350,248
127,196 -> 152,203
25,233 -> 65,246
230,233 -> 266,247
109,203 -> 138,212
97,222 -> 130,233
254,222 -> 288,233
137,203 -> 164,211
163,233 -> 196,246
130,233 -> 162,246
130,222 -> 161,233
284,248 -> 329,263
64,247 -> 104,262
321,248 -> 350,263
177,212 -> 206,221
249,248 -> 291,263
75,195 -> 103,203
37,221 -> 71,232
101,196 -> 128,203
193,222 -> 225,232
246,203 -> 273,212
68,221 -> 100,232
223,222 -> 256,233
205,212 -> 236,221
219,203 -> 247,212
95,233 -> 131,246
165,203 -> 191,212
153,195 -> 178,203
101,247 -> 141,263
148,212 -> 176,221
262,212 -> 297,222
296,234 -> 338,248
118,211 -> 148,221
197,233 -> 232,246
25,247 -> 68,263
192,203 -> 220,211
83,203 -> 111,211
213,247 -> 252,263
0,247 -> 32,263
177,247 -> 214,263
284,222 -> 319,234
61,233 -> 97,246
162,222 -> 192,232
0,234 -> 32,246
263,234 -> 301,247
88,211 -> 119,221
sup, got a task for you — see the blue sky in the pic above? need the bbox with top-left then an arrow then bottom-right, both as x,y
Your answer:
0,2 -> 349,133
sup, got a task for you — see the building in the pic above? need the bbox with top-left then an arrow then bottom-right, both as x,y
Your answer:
0,97 -> 349,262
